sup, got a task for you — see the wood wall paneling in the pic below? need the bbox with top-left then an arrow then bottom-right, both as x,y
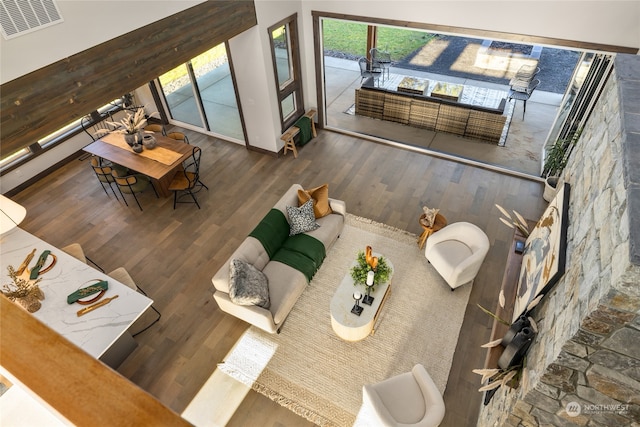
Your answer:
0,296 -> 192,427
0,0 -> 257,157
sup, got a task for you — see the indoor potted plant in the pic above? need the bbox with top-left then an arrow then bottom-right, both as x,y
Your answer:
350,246 -> 392,291
542,129 -> 581,202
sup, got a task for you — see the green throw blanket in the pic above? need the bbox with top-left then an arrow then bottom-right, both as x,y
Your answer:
273,234 -> 326,282
249,209 -> 326,282
249,209 -> 289,258
294,116 -> 313,146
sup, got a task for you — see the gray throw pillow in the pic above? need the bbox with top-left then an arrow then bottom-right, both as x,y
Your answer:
286,199 -> 320,236
229,259 -> 270,308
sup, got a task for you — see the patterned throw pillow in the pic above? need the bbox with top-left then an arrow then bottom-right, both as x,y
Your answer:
297,184 -> 333,218
421,206 -> 440,228
228,259 -> 270,308
286,199 -> 320,236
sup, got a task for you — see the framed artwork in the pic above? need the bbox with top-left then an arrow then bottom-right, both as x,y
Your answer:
512,183 -> 570,321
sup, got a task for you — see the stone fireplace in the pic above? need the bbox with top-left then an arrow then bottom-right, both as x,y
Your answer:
477,54 -> 640,426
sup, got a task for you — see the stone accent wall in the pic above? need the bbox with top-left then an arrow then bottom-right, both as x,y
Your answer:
477,54 -> 640,426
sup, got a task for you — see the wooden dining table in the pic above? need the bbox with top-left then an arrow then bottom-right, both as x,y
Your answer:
83,132 -> 193,197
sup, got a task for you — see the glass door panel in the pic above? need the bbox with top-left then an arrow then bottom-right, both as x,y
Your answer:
157,43 -> 244,143
158,64 -> 203,127
192,46 -> 244,141
281,93 -> 295,121
272,25 -> 293,87
269,16 -> 303,130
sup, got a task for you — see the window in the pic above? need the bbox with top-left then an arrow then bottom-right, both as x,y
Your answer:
268,15 -> 303,131
156,43 -> 244,142
0,100 -> 123,172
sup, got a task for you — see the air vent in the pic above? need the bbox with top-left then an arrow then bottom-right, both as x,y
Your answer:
0,0 -> 63,40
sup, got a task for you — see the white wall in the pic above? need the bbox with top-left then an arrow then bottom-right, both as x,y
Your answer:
229,0 -> 303,152
229,26 -> 280,151
0,132 -> 93,193
0,0 -> 205,84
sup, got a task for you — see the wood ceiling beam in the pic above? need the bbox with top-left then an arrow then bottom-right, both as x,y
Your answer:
0,0 -> 257,157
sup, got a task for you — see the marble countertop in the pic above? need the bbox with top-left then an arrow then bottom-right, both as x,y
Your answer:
0,227 -> 152,358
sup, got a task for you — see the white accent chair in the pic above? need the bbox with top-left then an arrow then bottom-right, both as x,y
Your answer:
424,222 -> 490,290
362,364 -> 445,427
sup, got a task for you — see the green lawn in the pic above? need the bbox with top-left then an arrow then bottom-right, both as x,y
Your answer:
322,19 -> 436,61
159,44 -> 227,87
160,20 -> 434,86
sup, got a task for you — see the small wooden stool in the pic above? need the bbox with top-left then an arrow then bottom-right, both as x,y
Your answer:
418,213 -> 447,249
281,109 -> 317,158
281,126 -> 300,158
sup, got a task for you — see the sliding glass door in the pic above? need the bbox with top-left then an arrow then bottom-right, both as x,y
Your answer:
542,52 -> 613,174
157,43 -> 245,143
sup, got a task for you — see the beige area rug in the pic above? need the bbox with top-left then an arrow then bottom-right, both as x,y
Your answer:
218,214 -> 471,426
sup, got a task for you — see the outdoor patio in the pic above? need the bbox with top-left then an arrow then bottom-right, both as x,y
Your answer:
324,55 -> 563,176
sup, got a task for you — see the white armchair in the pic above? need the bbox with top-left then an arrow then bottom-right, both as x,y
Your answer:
362,364 -> 445,427
425,222 -> 490,290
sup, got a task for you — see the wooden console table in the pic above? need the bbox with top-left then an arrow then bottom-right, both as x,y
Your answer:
484,221 -> 535,370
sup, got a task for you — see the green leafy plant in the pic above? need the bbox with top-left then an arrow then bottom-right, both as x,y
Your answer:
350,251 -> 392,291
322,19 -> 436,61
542,128 -> 582,178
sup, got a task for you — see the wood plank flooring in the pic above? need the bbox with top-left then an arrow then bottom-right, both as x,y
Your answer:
10,128 -> 547,427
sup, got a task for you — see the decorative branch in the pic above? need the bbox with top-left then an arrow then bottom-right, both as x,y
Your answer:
495,204 -> 530,237
477,303 -> 510,326
2,266 -> 42,299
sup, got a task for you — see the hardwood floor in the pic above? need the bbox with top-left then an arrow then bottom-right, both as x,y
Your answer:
10,129 -> 547,426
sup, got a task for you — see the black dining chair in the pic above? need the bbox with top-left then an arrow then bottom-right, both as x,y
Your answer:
107,267 -> 161,337
111,169 -> 158,211
167,132 -> 189,144
144,124 -> 167,136
90,156 -> 126,200
168,146 -> 208,209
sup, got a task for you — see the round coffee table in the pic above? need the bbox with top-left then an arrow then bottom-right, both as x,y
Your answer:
418,213 -> 447,249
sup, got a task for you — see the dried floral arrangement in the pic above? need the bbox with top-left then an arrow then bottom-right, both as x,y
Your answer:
495,204 -> 530,237
94,107 -> 159,137
2,266 -> 44,313
473,290 -> 542,402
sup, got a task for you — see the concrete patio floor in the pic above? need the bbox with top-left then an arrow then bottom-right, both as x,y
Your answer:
323,56 -> 563,177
